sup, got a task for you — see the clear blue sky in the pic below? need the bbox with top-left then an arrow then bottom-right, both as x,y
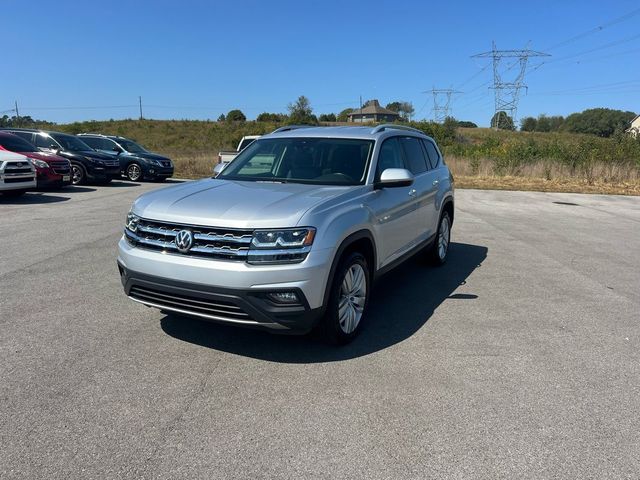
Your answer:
3,0 -> 639,126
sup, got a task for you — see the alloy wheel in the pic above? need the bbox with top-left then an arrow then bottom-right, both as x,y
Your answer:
127,164 -> 142,181
71,165 -> 83,185
338,263 -> 367,334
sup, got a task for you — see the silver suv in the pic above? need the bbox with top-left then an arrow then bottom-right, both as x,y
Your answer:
118,125 -> 454,343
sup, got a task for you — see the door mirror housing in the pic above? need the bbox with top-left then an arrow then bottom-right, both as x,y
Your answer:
112,145 -> 124,153
374,168 -> 414,189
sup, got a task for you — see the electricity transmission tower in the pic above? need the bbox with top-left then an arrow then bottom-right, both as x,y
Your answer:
426,88 -> 462,123
472,42 -> 550,128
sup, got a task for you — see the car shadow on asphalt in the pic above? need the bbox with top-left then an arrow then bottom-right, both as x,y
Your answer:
0,192 -> 71,204
105,181 -> 141,187
65,186 -> 97,193
160,242 -> 488,363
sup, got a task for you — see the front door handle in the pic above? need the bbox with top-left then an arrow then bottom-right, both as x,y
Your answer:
409,188 -> 417,197
432,180 -> 439,186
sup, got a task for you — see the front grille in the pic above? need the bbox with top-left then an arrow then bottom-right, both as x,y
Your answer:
129,285 -> 252,322
127,218 -> 253,261
4,176 -> 34,183
51,161 -> 70,174
5,167 -> 32,174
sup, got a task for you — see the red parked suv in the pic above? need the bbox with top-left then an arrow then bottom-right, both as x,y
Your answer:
0,132 -> 71,189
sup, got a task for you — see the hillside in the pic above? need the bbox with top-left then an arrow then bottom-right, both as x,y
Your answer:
34,119 -> 640,195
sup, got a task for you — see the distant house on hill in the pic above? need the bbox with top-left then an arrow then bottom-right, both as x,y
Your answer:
347,100 -> 399,123
626,114 -> 640,138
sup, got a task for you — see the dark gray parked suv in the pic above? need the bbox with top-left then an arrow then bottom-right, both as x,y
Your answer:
118,125 -> 454,343
78,134 -> 174,182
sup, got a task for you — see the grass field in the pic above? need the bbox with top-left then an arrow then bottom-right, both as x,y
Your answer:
37,119 -> 640,195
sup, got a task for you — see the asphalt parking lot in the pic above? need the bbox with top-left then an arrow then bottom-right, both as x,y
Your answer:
1,181 -> 639,479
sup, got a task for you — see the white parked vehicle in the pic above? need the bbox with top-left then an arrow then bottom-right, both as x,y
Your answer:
0,150 -> 36,197
214,135 -> 260,176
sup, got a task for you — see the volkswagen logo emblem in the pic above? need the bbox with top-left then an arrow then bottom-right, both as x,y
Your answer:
175,229 -> 194,253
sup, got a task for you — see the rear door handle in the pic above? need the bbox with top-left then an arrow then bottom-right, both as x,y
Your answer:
432,180 -> 439,186
409,188 -> 417,197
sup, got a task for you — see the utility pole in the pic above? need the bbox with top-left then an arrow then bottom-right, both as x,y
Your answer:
138,96 -> 143,120
14,100 -> 20,125
426,88 -> 463,123
472,42 -> 550,128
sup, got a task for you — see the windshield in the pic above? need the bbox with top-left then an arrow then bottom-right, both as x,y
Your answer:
0,134 -> 38,153
218,137 -> 374,185
50,133 -> 93,152
116,138 -> 147,153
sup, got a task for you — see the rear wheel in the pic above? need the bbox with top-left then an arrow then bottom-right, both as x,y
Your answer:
322,252 -> 370,344
126,163 -> 143,182
71,164 -> 85,185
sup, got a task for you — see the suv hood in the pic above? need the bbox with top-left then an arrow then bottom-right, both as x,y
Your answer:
133,178 -> 352,228
18,151 -> 67,164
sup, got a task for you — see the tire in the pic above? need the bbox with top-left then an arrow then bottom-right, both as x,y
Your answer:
71,163 -> 86,185
126,163 -> 143,182
428,211 -> 452,266
322,251 -> 370,344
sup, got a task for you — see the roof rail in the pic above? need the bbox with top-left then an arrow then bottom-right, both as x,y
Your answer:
370,124 -> 423,134
270,125 -> 314,134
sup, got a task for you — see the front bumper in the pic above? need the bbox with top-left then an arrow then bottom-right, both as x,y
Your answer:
143,165 -> 174,179
87,164 -> 121,179
117,236 -> 333,333
36,169 -> 71,188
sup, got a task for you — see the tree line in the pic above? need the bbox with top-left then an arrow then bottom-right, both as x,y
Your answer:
491,108 -> 636,138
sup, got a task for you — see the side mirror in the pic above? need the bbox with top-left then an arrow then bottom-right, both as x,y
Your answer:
374,168 -> 414,189
113,146 -> 123,154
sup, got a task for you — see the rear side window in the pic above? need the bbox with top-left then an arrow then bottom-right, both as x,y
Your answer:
35,134 -> 58,149
376,137 -> 405,179
9,131 -> 34,143
399,137 -> 428,175
422,139 -> 441,169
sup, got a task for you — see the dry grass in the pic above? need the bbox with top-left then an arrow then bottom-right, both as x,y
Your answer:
446,155 -> 640,196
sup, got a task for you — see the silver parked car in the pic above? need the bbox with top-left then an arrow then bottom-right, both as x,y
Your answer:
118,125 -> 454,343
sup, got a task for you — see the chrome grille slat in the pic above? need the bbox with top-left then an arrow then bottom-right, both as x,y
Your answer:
128,218 -> 254,261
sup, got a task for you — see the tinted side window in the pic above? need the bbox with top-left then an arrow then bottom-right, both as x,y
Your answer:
80,137 -> 101,149
10,131 -> 34,143
376,137 -> 405,179
35,134 -> 58,149
422,139 -> 440,169
399,137 -> 428,175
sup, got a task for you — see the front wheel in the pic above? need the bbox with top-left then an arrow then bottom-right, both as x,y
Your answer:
322,252 -> 370,344
126,163 -> 143,182
71,164 -> 85,185
428,211 -> 451,266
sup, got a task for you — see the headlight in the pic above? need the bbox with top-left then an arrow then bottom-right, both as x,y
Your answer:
247,227 -> 315,264
28,158 -> 49,169
125,211 -> 139,233
146,158 -> 163,166
85,156 -> 103,165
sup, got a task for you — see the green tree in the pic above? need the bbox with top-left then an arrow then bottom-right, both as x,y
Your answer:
226,109 -> 246,122
456,120 -> 478,128
562,108 -> 634,137
337,108 -> 354,122
257,112 -> 287,122
217,113 -> 226,122
287,95 -> 317,124
491,111 -> 515,130
319,113 -> 337,122
386,101 -> 414,121
520,116 -> 537,132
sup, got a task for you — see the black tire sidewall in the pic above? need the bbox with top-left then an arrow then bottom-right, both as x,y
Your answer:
323,251 -> 370,344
